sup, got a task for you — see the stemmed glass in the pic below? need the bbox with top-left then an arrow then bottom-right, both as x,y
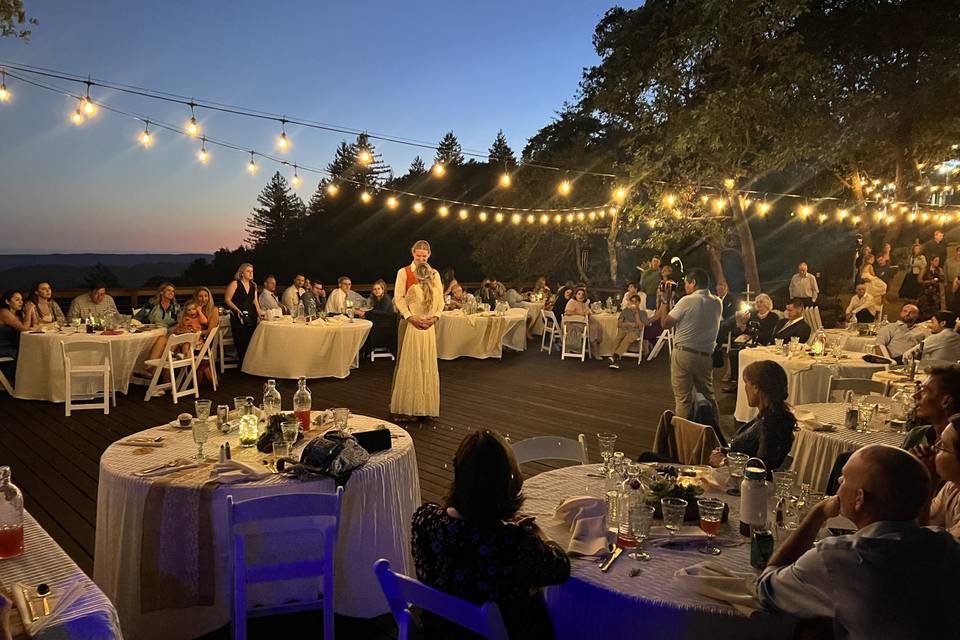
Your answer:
191,419 -> 209,460
281,418 -> 299,449
195,399 -> 212,422
597,432 -> 618,473
661,497 -> 688,536
627,504 -> 654,561
697,498 -> 725,555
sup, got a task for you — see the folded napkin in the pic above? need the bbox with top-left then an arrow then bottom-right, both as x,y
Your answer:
210,460 -> 271,484
12,579 -> 89,638
648,525 -> 710,546
554,496 -> 609,556
674,561 -> 762,616
134,459 -> 200,477
118,437 -> 164,448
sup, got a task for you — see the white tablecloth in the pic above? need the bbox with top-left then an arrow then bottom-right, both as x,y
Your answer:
734,347 -> 887,422
523,465 -> 794,640
790,403 -> 905,492
822,329 -> 875,353
1,511 -> 121,639
240,316 -> 371,379
592,312 -> 621,357
518,301 -> 545,336
13,328 -> 166,402
435,308 -> 527,360
93,414 -> 420,640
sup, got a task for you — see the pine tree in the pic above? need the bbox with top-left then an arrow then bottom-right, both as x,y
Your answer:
409,155 -> 426,175
435,131 -> 465,166
326,134 -> 391,190
307,183 -> 327,216
245,172 -> 304,247
488,129 -> 516,166
327,141 -> 356,180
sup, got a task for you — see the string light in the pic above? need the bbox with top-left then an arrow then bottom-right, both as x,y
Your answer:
757,202 -> 772,216
499,172 -> 511,188
511,213 -> 521,224
326,182 -> 338,195
70,101 -> 84,125
527,214 -> 535,224
357,148 -> 372,165
552,214 -> 562,224
799,205 -> 812,219
458,208 -> 469,220
478,211 -> 488,222
247,152 -> 257,175
539,213 -> 550,224
197,137 -> 209,164
360,191 -> 372,204
566,213 -> 574,223
0,71 -> 10,102
291,163 -> 302,188
663,193 -> 676,207
852,215 -> 861,224
613,186 -> 627,201
81,81 -> 96,116
412,201 -> 424,213
837,208 -> 848,221
186,102 -> 200,137
588,211 -> 596,221
432,161 -> 446,177
139,121 -> 152,147
818,213 -> 828,223
558,179 -> 572,196
386,196 -> 399,209
277,119 -> 289,151
495,212 -> 504,223
723,178 -> 736,190
647,219 -> 658,228
438,205 -> 449,217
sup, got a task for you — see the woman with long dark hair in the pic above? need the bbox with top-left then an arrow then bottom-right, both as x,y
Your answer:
412,430 -> 570,639
919,255 -> 945,320
899,243 -> 926,302
23,281 -> 66,327
0,290 -> 28,384
224,263 -> 262,364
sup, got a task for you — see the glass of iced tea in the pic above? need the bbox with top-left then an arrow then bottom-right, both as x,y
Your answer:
697,498 -> 725,555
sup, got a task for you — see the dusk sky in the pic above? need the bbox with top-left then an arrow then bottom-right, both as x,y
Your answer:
0,1 -> 634,254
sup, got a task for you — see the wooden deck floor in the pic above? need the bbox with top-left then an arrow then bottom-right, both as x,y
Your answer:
0,340 -> 711,638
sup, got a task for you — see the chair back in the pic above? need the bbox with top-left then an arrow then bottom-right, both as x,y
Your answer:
163,332 -> 199,369
669,416 -> 720,466
802,306 -> 823,332
194,325 -> 220,364
542,309 -> 559,332
374,559 -> 509,640
826,376 -> 888,402
511,434 -> 588,466
61,339 -> 111,368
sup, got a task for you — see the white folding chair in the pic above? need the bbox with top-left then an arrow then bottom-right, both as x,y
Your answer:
61,340 -> 115,416
539,309 -> 561,354
374,559 -> 509,640
646,328 -> 673,361
826,376 -> 888,402
193,325 -> 220,391
618,334 -> 645,365
218,313 -> 240,373
510,434 -> 588,466
0,356 -> 13,394
227,488 -> 343,640
143,332 -> 200,403
370,347 -> 395,362
560,317 -> 590,362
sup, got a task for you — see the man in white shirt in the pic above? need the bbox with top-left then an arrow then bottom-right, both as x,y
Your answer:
258,275 -> 283,314
903,311 -> 960,363
661,268 -> 722,421
875,304 -> 921,362
788,262 -> 819,305
67,282 -> 119,321
759,444 -> 959,639
280,274 -> 307,312
326,276 -> 367,317
845,281 -> 875,323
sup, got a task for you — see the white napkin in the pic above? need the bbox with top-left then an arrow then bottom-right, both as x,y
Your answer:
117,438 -> 164,448
554,496 -> 609,556
134,459 -> 200,477
210,460 -> 271,484
674,561 -> 762,616
647,525 -> 710,546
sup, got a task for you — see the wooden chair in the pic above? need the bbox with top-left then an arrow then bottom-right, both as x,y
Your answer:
510,434 -> 588,466
539,309 -> 561,355
826,376 -> 888,402
227,488 -> 343,640
374,559 -> 509,640
0,356 -> 13,394
560,316 -> 590,362
143,332 -> 200,403
61,340 -> 115,416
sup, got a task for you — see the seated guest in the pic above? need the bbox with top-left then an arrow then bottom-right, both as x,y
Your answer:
366,279 -> 394,315
903,311 -> 960,363
23,281 -> 65,327
860,255 -> 887,312
553,285 -> 574,324
191,286 -> 220,342
444,284 -> 474,310
902,364 -> 960,449
475,277 -> 506,307
505,287 -> 523,306
326,276 -> 366,317
136,282 -> 180,330
773,298 -> 812,344
845,281 -> 876,323
412,430 -> 570,640
874,303 -> 921,362
607,294 -> 651,369
281,274 -> 306,312
711,360 -> 795,471
565,286 -> 602,357
442,268 -> 459,297
363,279 -> 397,358
758,444 -> 959,639
733,293 -> 779,346
912,417 -> 960,539
67,281 -> 118,321
0,290 -> 28,384
258,275 -> 283,314
300,280 -> 326,317
620,281 -> 646,310
526,276 -> 551,301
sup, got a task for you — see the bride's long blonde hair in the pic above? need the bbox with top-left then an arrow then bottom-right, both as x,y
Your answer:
415,262 -> 434,310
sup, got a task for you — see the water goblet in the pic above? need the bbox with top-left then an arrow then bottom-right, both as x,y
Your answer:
697,498 -> 725,555
661,497 -> 688,536
233,396 -> 248,417
332,408 -> 351,432
194,399 -> 212,422
725,451 -> 749,495
772,470 -> 797,500
597,432 -> 618,473
272,441 -> 291,464
281,417 -> 300,446
612,451 -> 626,478
191,418 -> 209,460
628,504 -> 654,561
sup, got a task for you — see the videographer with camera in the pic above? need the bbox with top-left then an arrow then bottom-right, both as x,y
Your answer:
723,293 -> 779,394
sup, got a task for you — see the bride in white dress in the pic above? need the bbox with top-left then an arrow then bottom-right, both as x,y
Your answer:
390,261 -> 444,418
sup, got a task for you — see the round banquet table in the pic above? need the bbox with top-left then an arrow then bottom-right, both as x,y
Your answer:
435,308 -> 528,359
518,301 -> 545,336
523,465 -> 795,640
790,402 -> 905,492
93,413 -> 420,640
240,315 -> 371,379
13,326 -> 166,402
734,346 -> 888,422
591,312 -> 621,357
821,329 -> 876,353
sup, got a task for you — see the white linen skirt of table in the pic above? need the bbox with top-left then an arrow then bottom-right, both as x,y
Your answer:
1,511 -> 122,639
518,301 -> 545,335
790,403 -> 905,492
240,316 -> 371,379
734,347 -> 887,422
822,329 -> 876,353
435,308 -> 527,360
93,415 -> 420,640
522,465 -> 794,640
591,313 -> 621,357
13,328 -> 166,402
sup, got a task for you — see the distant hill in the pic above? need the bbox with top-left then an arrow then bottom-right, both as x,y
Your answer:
0,254 -> 212,290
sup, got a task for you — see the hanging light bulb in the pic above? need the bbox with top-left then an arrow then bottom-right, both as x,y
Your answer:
438,205 -> 449,217
663,193 -> 676,207
494,212 -> 504,223
432,161 -> 446,177
277,119 -> 289,151
197,137 -> 209,164
553,214 -> 562,224
613,186 -> 628,201
186,102 -> 200,137
291,164 -> 301,188
360,191 -> 372,204
588,211 -> 596,221
326,182 -> 339,196
458,208 -> 469,220
247,152 -> 257,175
387,196 -> 399,209
413,201 -> 424,213
539,213 -> 550,224
558,179 -> 572,196
576,211 -> 585,222
139,121 -> 153,147
499,172 -> 511,188
0,71 -> 10,102
357,148 -> 372,165
82,82 -> 96,116
70,102 -> 84,125
565,213 -> 575,223
526,214 -> 535,224
758,201 -> 771,216
478,211 -> 488,222
511,213 -> 521,225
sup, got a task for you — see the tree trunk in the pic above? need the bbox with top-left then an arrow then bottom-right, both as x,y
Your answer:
704,240 -> 727,287
731,198 -> 760,293
574,237 -> 590,283
606,209 -> 621,285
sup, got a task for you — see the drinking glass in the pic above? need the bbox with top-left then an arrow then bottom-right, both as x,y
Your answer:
597,432 -> 618,473
281,418 -> 300,447
725,452 -> 749,495
332,408 -> 351,432
772,470 -> 797,500
661,497 -> 688,536
191,419 -> 209,460
697,498 -> 725,555
216,405 -> 231,434
628,504 -> 654,561
856,401 -> 876,433
194,399 -> 212,422
272,441 -> 291,463
233,396 -> 248,416
774,338 -> 784,348
612,451 -> 626,478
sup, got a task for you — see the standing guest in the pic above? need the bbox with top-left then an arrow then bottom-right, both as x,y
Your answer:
441,268 -> 459,297
136,282 -> 180,329
564,287 -> 602,358
903,311 -> 960,363
945,246 -> 960,310
902,365 -> 960,450
918,255 -> 945,320
390,258 -> 444,420
0,290 -> 28,384
788,262 -> 819,306
715,281 -> 739,344
640,256 -> 662,310
859,254 -> 887,313
758,445 -> 958,640
926,229 -> 948,268
607,294 -> 651,369
845,281 -> 876,323
657,265 -> 679,309
326,276 -> 366,317
67,281 -> 118,321
280,274 -> 307,312
881,242 -> 892,263
912,418 -> 960,539
773,298 -> 812,344
191,286 -> 219,342
362,279 -> 396,358
224,263 -> 262,365
412,430 -> 570,640
661,268 -> 722,421
300,281 -> 327,317
874,253 -> 894,285
874,304 -> 921,362
23,281 -> 65,327
898,243 -> 926,302
258,275 -> 283,314
619,282 -> 645,310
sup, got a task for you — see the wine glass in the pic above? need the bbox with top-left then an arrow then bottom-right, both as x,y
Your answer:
191,419 -> 209,460
661,497 -> 688,536
772,470 -> 796,501
697,498 -> 725,555
597,432 -> 618,473
195,399 -> 212,422
628,504 -> 654,561
281,418 -> 299,448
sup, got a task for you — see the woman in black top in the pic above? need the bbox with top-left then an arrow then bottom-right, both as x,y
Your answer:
711,359 -> 796,471
411,430 -> 570,640
363,278 -> 397,356
224,263 -> 262,364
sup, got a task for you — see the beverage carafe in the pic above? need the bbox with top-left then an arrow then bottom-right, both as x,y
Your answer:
262,379 -> 282,417
293,377 -> 312,431
0,466 -> 24,559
